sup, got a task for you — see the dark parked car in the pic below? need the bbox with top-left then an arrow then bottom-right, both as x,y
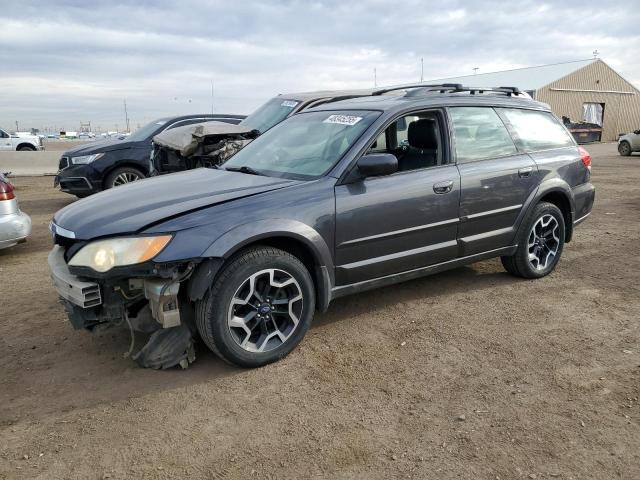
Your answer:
48,84 -> 595,369
54,114 -> 244,197
150,90 -> 378,174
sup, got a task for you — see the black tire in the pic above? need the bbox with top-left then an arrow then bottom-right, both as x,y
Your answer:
618,141 -> 632,156
195,246 -> 316,368
105,166 -> 145,189
17,145 -> 36,151
501,202 -> 565,279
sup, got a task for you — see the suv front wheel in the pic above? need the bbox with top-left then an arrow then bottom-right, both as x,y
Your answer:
501,202 -> 565,279
105,166 -> 145,189
618,141 -> 632,156
196,246 -> 316,367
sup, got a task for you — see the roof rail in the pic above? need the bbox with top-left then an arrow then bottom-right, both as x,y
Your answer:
372,83 -> 463,95
374,83 -> 522,97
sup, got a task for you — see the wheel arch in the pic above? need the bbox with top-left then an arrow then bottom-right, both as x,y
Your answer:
538,190 -> 573,242
199,220 -> 335,311
521,180 -> 574,243
16,142 -> 36,151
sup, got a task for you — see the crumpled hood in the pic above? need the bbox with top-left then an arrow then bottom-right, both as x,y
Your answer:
62,139 -> 139,156
53,168 -> 301,239
153,121 -> 254,156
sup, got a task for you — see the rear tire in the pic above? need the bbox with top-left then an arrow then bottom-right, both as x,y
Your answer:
17,145 -> 36,151
618,141 -> 632,156
501,202 -> 565,279
105,167 -> 145,189
195,246 -> 315,368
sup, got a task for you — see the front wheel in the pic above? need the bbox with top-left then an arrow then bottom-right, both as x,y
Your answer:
501,202 -> 565,279
618,141 -> 632,156
196,246 -> 315,367
105,167 -> 145,189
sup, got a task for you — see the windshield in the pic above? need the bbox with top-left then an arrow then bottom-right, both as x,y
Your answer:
225,110 -> 380,180
240,97 -> 301,133
127,119 -> 168,141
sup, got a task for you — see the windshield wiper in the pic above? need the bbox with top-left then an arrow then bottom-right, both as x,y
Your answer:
224,165 -> 265,176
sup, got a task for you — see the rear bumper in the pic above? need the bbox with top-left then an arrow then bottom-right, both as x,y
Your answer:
573,182 -> 595,224
0,210 -> 31,249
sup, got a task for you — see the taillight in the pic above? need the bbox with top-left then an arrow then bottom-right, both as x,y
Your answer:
578,146 -> 591,170
0,180 -> 15,200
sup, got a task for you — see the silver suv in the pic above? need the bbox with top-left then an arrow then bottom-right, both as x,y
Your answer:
618,129 -> 640,156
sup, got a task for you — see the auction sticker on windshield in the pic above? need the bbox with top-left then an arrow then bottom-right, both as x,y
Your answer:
323,114 -> 363,126
281,100 -> 299,108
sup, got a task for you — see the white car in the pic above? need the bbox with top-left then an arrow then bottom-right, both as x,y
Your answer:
0,127 -> 44,151
618,129 -> 640,156
0,173 -> 31,249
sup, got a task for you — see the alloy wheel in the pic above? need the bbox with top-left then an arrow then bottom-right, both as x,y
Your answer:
527,214 -> 560,271
112,172 -> 141,186
227,268 -> 303,353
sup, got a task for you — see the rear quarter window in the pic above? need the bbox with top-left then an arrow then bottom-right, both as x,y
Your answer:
498,108 -> 574,152
449,107 -> 517,163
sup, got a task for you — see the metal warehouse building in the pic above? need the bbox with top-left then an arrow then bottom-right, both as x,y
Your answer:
426,59 -> 640,141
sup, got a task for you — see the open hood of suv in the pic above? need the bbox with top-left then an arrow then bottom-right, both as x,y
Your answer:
53,168 -> 301,239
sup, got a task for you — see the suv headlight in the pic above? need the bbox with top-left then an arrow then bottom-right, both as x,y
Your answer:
71,153 -> 104,164
68,235 -> 172,272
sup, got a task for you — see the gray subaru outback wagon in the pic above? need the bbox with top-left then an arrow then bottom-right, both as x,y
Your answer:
49,84 -> 595,369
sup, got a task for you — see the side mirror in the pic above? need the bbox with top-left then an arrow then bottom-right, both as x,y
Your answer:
634,129 -> 640,135
357,153 -> 398,177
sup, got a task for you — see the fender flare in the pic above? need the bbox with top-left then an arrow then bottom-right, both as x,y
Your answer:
512,179 -> 575,244
197,219 -> 335,310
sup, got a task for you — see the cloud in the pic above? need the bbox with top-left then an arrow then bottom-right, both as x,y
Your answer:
0,0 -> 638,131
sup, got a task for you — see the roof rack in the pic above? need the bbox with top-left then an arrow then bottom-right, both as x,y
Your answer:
373,84 -> 522,97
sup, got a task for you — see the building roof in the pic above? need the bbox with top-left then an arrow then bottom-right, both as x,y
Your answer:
421,59 -> 596,92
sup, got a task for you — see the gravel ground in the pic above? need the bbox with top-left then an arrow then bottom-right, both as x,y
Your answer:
0,143 -> 638,479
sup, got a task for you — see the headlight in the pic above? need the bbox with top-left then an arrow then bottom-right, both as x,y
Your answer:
71,153 -> 104,164
68,235 -> 172,272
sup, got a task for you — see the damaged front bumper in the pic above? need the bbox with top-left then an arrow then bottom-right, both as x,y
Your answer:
47,245 -> 196,369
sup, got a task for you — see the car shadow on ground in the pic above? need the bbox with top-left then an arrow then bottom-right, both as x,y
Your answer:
1,260 -> 522,425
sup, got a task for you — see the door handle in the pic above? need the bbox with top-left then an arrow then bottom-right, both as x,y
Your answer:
433,180 -> 454,194
518,166 -> 533,178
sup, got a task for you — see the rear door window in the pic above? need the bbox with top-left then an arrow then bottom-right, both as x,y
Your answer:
449,107 -> 517,163
498,108 -> 574,151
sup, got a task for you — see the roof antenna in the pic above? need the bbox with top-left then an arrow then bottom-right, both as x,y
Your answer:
373,68 -> 377,87
420,57 -> 424,82
592,49 -> 600,58
473,67 -> 479,75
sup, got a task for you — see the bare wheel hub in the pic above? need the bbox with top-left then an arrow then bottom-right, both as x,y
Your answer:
227,268 -> 303,353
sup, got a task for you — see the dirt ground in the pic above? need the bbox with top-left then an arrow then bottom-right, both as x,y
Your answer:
1,143 -> 638,480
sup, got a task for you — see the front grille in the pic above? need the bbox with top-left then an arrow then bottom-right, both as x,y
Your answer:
59,156 -> 70,170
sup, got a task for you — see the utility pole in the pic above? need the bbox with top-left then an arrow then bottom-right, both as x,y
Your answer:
473,67 -> 479,75
420,57 -> 424,82
15,121 -> 19,132
211,79 -> 215,114
373,68 -> 377,87
123,99 -> 130,133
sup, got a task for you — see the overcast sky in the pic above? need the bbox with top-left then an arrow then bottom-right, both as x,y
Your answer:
1,0 -> 638,132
